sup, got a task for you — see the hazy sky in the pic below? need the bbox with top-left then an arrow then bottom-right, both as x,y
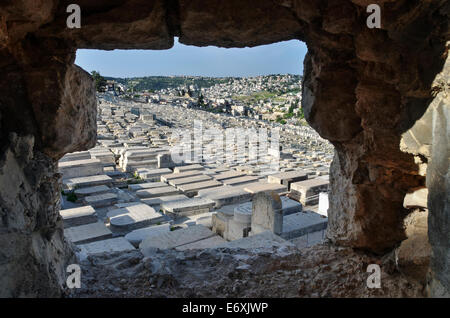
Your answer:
75,38 -> 307,78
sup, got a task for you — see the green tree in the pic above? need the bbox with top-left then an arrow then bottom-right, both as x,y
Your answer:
288,103 -> 296,114
91,71 -> 106,92
198,94 -> 205,107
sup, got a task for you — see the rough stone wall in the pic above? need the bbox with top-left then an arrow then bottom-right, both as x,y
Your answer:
0,2 -> 96,296
301,1 -> 448,255
0,133 -> 75,297
0,0 -> 448,297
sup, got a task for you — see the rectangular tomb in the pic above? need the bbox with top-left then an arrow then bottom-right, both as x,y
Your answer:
128,182 -> 168,191
136,168 -> 172,181
175,235 -> 226,251
222,175 -> 259,186
58,158 -> 103,179
140,225 -> 217,253
108,204 -> 166,231
267,170 -> 308,190
74,185 -> 110,199
168,174 -> 212,187
64,222 -> 112,245
125,224 -> 172,247
161,197 -> 216,218
243,183 -> 288,195
198,187 -> 252,208
290,178 -> 329,205
141,194 -> 189,211
77,237 -> 135,259
83,192 -> 118,208
161,170 -> 204,182
135,186 -> 180,199
281,211 -> 328,240
60,205 -> 97,228
173,164 -> 204,173
63,174 -> 113,190
177,180 -> 223,197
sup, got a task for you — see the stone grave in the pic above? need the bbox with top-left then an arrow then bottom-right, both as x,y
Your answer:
83,192 -> 118,208
177,180 -> 223,197
64,222 -> 113,245
250,191 -> 283,236
124,223 -> 171,247
63,174 -> 113,190
60,205 -> 97,228
107,204 -> 166,231
290,178 -> 329,205
135,185 -> 180,199
58,158 -> 104,179
77,237 -> 135,260
267,170 -> 308,190
140,224 -> 218,254
280,211 -> 328,240
161,197 -> 216,218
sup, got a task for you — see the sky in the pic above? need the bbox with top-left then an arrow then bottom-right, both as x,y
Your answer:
75,38 -> 307,78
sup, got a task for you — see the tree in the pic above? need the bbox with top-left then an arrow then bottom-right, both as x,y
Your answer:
197,93 -> 205,107
91,71 -> 106,92
288,103 -> 296,114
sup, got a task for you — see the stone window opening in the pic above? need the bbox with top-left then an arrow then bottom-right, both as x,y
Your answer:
0,0 -> 448,298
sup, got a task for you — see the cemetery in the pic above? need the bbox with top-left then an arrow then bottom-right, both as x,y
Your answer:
58,98 -> 332,260
0,0 -> 446,298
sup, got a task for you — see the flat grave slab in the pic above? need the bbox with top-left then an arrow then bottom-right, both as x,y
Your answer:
281,211 -> 328,240
289,229 -> 325,249
199,187 -> 252,208
213,170 -> 246,181
125,224 -> 171,247
60,151 -> 91,162
135,186 -> 180,199
141,194 -> 189,210
218,231 -> 294,249
290,178 -> 329,205
243,183 -> 288,194
108,204 -> 166,231
83,192 -> 118,208
60,205 -> 97,228
161,170 -> 204,182
59,158 -> 103,179
128,182 -> 167,191
74,185 -> 110,199
161,197 -> 216,218
281,196 -> 303,215
173,211 -> 215,228
110,202 -> 142,210
140,225 -> 216,254
173,164 -> 204,173
123,159 -> 158,171
77,237 -> 135,259
175,235 -> 226,251
267,170 -> 308,190
168,174 -> 212,187
177,180 -> 223,196
63,174 -> 113,190
136,168 -> 172,181
64,222 -> 112,245
222,176 -> 259,186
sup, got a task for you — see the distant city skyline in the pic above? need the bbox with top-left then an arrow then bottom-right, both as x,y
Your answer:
75,38 -> 307,78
